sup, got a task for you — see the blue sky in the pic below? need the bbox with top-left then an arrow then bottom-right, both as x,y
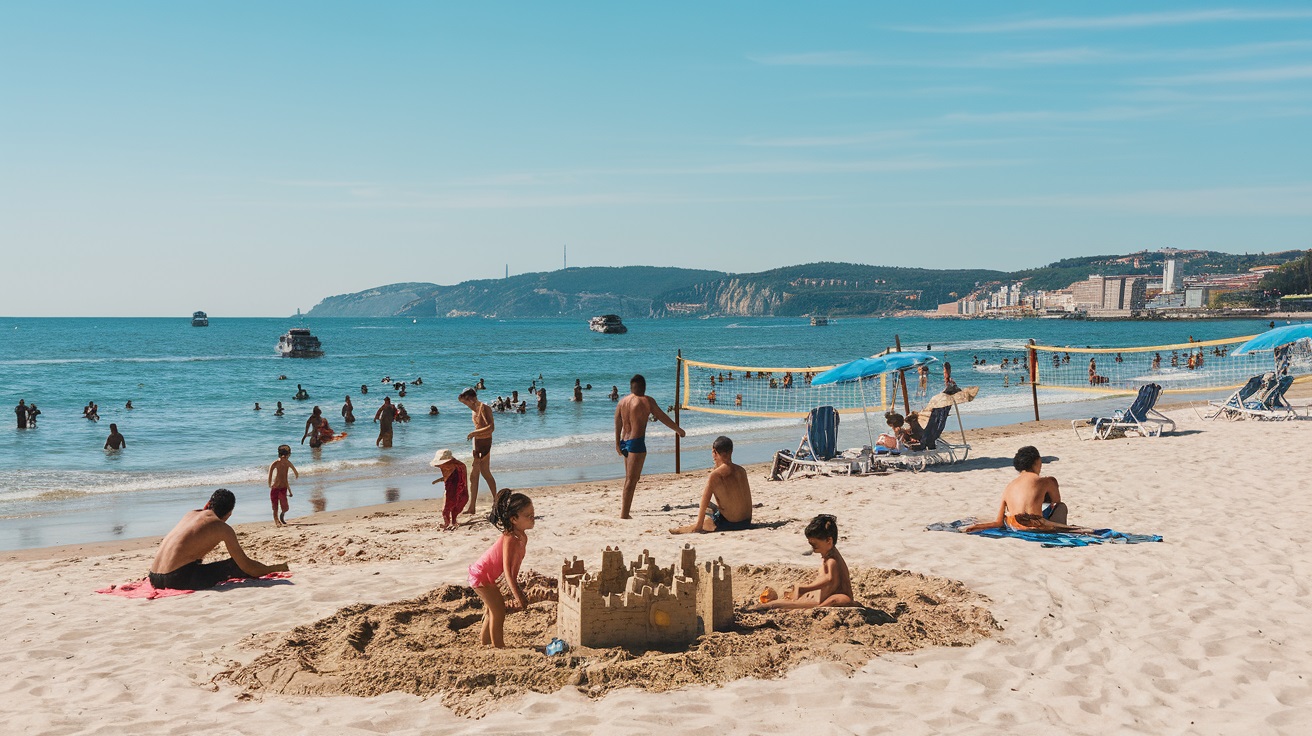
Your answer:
2,2 -> 1311,316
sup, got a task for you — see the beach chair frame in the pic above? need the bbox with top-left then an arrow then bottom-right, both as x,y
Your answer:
1202,374 -> 1267,421
1230,374 -> 1298,421
1073,383 -> 1175,440
889,406 -> 970,471
784,406 -> 852,478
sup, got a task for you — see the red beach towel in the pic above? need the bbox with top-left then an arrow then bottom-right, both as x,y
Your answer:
95,572 -> 293,599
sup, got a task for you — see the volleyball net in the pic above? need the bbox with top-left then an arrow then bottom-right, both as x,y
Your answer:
1030,335 -> 1312,394
679,357 -> 898,418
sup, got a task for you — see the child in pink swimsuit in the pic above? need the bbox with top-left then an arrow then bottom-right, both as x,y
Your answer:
468,489 -> 534,648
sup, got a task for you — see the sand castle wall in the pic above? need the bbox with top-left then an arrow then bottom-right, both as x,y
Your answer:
558,544 -> 732,650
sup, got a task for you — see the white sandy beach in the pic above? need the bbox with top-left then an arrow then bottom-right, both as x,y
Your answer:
4,405 -> 1311,735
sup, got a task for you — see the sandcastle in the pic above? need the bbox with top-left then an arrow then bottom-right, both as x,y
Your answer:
558,544 -> 733,650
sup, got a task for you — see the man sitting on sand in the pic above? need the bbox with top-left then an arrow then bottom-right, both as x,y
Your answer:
148,489 -> 290,590
670,435 -> 753,534
963,445 -> 1084,533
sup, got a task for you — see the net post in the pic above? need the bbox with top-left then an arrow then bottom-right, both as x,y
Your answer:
674,349 -> 682,474
894,335 -> 911,414
1027,339 -> 1040,422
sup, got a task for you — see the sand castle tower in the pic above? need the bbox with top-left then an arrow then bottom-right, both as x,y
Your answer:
558,544 -> 733,650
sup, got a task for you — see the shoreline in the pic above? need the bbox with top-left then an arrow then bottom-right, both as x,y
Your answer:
0,396 -> 1205,563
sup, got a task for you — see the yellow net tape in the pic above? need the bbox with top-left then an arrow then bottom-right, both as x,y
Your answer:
1028,333 -> 1311,395
680,357 -> 897,418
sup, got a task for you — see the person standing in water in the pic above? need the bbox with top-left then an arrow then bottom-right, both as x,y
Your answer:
614,374 -> 685,519
342,396 -> 355,423
459,388 -> 496,516
374,396 -> 396,448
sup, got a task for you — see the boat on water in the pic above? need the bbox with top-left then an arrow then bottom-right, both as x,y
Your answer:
277,327 -> 324,358
191,311 -> 209,327
589,315 -> 628,334
810,316 -> 829,326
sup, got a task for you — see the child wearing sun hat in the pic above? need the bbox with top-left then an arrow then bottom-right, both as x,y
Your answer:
430,448 -> 469,531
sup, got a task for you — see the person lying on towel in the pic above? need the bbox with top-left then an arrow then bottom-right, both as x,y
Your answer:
963,446 -> 1088,534
149,489 -> 291,590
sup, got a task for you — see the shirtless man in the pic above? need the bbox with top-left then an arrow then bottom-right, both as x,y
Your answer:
148,489 -> 289,590
670,436 -> 753,534
963,445 -> 1082,533
374,396 -> 396,448
301,406 -> 325,448
459,388 -> 496,515
614,374 -> 686,519
104,423 -> 126,450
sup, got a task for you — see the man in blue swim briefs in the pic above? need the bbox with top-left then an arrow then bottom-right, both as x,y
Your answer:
614,374 -> 685,519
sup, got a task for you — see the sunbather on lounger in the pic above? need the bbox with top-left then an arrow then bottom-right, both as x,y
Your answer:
963,446 -> 1088,534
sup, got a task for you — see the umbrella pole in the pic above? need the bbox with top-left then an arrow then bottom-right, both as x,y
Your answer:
859,379 -> 874,448
951,395 -> 968,457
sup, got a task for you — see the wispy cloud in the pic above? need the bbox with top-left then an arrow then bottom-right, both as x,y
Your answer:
285,192 -> 835,210
1138,64 -> 1312,85
892,9 -> 1312,34
939,107 -> 1174,124
930,184 -> 1312,216
273,179 -> 376,188
752,40 -> 1312,70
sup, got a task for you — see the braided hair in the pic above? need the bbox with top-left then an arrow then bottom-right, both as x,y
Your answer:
488,488 -> 532,532
804,514 -> 838,543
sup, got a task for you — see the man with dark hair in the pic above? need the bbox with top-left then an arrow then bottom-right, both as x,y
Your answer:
15,399 -> 27,429
670,436 -> 753,534
614,373 -> 685,519
104,423 -> 126,450
964,446 -> 1078,533
373,396 -> 396,448
148,489 -> 290,590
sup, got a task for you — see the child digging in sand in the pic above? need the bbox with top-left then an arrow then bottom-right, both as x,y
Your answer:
756,514 -> 857,610
429,448 -> 468,531
267,444 -> 298,527
468,489 -> 536,648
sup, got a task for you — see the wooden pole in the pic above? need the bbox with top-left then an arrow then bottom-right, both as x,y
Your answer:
674,350 -> 682,474
1028,339 -> 1040,422
894,335 -> 911,415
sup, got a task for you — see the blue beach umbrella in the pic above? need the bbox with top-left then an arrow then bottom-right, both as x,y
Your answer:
1230,323 -> 1312,355
811,351 -> 938,385
811,352 -> 938,446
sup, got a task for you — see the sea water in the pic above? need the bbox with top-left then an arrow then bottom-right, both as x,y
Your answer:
0,315 -> 1275,548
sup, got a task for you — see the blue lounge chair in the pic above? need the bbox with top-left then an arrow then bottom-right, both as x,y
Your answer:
785,406 -> 849,478
1234,374 -> 1297,420
1073,383 -> 1175,440
1204,374 -> 1267,420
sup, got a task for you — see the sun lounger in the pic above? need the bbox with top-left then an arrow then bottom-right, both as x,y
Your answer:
784,406 -> 851,478
1203,374 -> 1267,421
1072,383 -> 1174,440
889,405 -> 969,471
1232,374 -> 1298,420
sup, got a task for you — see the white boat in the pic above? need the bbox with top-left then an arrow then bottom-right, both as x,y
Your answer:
277,327 -> 324,358
810,316 -> 829,326
589,315 -> 628,334
191,311 -> 209,327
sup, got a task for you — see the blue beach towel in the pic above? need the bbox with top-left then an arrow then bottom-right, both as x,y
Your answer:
925,518 -> 1163,548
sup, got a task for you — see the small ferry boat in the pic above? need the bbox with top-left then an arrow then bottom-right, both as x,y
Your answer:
277,327 -> 324,358
589,315 -> 628,334
191,311 -> 209,327
810,316 -> 829,326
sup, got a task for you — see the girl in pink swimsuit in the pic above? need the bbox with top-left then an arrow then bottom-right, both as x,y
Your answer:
468,489 -> 535,648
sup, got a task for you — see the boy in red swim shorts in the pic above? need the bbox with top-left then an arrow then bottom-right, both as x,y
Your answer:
267,444 -> 299,527
430,448 -> 468,531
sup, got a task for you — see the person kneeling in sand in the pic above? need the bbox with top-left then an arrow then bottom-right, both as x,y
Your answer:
670,435 -> 752,534
754,514 -> 856,610
963,445 -> 1084,533
148,489 -> 290,590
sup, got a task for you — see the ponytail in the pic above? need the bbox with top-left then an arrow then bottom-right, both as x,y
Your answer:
487,488 -> 532,532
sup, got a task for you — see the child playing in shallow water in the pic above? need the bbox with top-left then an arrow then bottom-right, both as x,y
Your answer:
468,489 -> 535,648
756,514 -> 857,609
